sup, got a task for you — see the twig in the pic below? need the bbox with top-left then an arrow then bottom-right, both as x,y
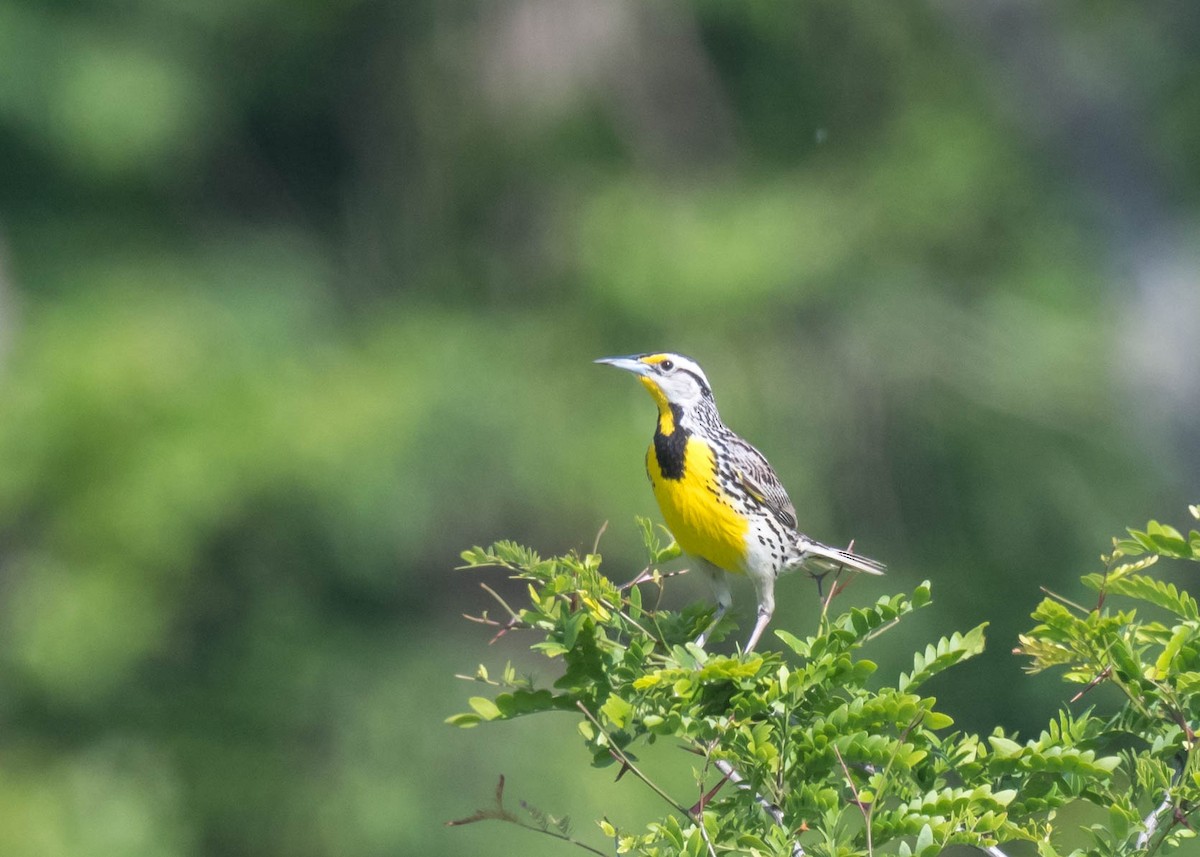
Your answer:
592,521 -> 608,555
1068,665 -> 1112,704
462,610 -> 531,644
862,617 -> 902,645
694,751 -> 719,857
480,583 -> 524,622
454,672 -> 500,685
833,745 -> 873,857
1040,586 -> 1090,614
575,702 -> 692,816
446,775 -> 609,857
690,772 -> 730,815
619,566 -> 656,592
593,593 -> 656,640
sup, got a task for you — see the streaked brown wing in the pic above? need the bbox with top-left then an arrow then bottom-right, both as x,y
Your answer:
729,441 -> 797,531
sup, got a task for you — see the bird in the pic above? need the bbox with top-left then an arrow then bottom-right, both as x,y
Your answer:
595,352 -> 885,652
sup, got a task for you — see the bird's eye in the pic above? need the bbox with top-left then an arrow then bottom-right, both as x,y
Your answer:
660,359 -> 674,371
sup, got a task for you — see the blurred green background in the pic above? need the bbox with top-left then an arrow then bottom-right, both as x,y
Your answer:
1,2 -> 1199,855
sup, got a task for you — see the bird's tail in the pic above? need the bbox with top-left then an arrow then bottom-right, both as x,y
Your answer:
795,537 -> 886,576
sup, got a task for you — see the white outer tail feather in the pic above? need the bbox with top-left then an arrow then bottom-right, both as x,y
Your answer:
795,538 -> 886,576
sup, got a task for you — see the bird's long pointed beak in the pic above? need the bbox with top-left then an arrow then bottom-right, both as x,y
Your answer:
594,355 -> 652,376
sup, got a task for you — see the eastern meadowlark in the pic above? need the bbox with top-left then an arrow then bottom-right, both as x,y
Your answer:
596,352 -> 885,652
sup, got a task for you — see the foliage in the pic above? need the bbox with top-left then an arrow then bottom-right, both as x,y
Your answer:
448,509 -> 1200,856
1015,506 -> 1200,855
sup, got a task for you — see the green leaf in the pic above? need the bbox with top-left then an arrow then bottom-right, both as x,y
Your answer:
774,629 -> 809,656
636,515 -> 681,564
600,694 -> 633,729
899,623 -> 988,692
915,823 -> 935,857
1093,754 -> 1121,773
562,611 -> 585,650
469,696 -> 502,720
1108,803 -> 1131,840
1154,622 -> 1198,678
923,710 -> 954,730
1113,538 -> 1147,557
445,712 -> 482,728
988,735 -> 1023,759
1083,570 -> 1192,618
1130,522 -> 1195,559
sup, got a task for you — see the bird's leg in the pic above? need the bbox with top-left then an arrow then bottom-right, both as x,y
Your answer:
797,538 -> 830,599
743,573 -> 776,653
695,563 -> 732,648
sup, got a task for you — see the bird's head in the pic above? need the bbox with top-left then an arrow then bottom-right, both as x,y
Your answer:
594,352 -> 714,418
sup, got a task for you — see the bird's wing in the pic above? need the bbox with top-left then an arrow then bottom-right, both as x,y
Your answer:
727,441 -> 798,530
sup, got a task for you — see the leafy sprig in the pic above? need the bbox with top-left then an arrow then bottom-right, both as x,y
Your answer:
444,509 -> 1200,856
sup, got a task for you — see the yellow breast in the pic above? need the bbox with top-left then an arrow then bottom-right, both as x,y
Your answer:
646,436 -> 749,574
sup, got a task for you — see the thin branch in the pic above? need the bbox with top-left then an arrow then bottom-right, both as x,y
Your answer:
594,593 -> 656,640
1040,586 -> 1090,614
592,520 -> 608,555
862,617 -> 903,645
816,567 -> 846,632
505,818 -> 610,857
454,672 -> 501,685
447,775 -> 609,857
480,582 -> 524,622
1068,665 -> 1112,704
461,611 -> 534,641
619,566 -> 656,592
833,745 -> 873,857
575,701 -> 692,816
